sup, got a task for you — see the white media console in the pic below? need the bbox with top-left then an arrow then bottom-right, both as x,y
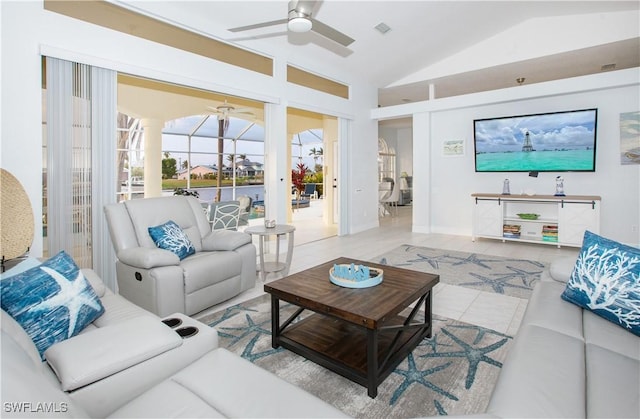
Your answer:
471,193 -> 601,248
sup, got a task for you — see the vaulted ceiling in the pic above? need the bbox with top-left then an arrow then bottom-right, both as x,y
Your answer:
118,1 -> 640,107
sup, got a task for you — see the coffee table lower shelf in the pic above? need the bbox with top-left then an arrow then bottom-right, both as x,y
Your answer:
272,311 -> 432,398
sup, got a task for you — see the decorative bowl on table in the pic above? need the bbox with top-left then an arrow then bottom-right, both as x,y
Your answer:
329,263 -> 383,288
516,213 -> 540,220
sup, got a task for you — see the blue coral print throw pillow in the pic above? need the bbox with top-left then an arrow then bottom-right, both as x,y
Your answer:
148,220 -> 195,260
0,251 -> 105,359
561,231 -> 640,336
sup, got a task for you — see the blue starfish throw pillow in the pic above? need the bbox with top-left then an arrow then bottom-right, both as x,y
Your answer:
561,231 -> 640,336
148,220 -> 195,260
0,251 -> 105,359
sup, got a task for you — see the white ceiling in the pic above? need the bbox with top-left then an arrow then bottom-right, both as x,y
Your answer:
119,1 -> 639,107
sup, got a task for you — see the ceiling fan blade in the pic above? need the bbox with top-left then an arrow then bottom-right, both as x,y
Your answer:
310,18 -> 354,47
232,107 -> 254,114
228,19 -> 288,33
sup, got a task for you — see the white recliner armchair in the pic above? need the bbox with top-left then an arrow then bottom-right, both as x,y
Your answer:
104,196 -> 257,317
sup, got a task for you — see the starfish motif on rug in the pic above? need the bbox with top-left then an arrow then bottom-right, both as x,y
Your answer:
442,253 -> 505,270
405,253 -> 448,269
461,271 -> 534,294
390,353 -> 458,405
419,329 -> 454,353
421,326 -> 508,389
446,324 -> 512,345
501,265 -> 544,287
208,304 -> 258,327
378,256 -> 413,268
239,332 -> 283,362
218,313 -> 272,347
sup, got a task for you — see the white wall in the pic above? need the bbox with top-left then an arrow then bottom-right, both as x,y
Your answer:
374,69 -> 640,246
431,87 -> 640,244
428,85 -> 639,246
0,2 -> 379,256
371,68 -> 640,246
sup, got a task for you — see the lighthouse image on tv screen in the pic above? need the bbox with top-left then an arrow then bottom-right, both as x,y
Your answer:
473,108 -> 597,172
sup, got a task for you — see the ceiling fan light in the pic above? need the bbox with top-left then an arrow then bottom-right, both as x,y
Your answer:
288,17 -> 312,33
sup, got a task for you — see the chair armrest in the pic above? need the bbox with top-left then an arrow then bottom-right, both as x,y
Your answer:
202,229 -> 252,251
45,317 -> 183,391
116,247 -> 180,269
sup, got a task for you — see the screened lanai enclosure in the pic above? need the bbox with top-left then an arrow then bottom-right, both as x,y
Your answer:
163,114 -> 266,203
117,112 -> 324,208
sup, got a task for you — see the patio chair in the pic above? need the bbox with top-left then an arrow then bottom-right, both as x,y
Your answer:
301,183 -> 318,200
207,200 -> 241,230
237,195 -> 253,226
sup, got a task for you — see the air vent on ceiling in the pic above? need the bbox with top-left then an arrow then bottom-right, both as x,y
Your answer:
601,63 -> 616,71
374,22 -> 391,34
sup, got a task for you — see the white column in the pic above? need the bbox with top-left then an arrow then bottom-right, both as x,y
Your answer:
322,116 -> 338,225
141,118 -> 163,197
264,102 -> 288,223
412,112 -> 431,234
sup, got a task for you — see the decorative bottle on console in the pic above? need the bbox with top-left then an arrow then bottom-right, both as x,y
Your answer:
502,179 -> 511,195
555,176 -> 566,196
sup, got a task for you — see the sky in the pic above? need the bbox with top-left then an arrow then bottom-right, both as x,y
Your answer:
160,115 -> 324,169
474,109 -> 597,153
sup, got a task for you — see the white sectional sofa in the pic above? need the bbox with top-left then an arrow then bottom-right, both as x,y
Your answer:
1,267 -> 348,418
480,256 -> 640,418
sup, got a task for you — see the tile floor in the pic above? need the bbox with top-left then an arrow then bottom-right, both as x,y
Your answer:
196,203 -> 580,337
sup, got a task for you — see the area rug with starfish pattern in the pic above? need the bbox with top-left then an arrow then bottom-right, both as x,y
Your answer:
201,247 -> 549,417
376,244 -> 548,299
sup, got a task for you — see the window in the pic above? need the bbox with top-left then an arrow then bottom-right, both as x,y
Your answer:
162,115 -> 265,205
378,137 -> 396,183
116,114 -> 145,201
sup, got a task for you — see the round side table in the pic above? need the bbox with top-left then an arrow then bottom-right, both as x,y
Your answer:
244,224 -> 295,281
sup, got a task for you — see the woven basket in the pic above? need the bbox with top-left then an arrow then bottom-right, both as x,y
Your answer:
1,169 -> 34,260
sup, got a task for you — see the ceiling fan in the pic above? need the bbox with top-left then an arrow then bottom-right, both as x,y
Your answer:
228,0 -> 355,47
206,100 -> 255,121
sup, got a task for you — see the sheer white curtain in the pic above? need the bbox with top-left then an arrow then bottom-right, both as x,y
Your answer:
45,57 -> 117,291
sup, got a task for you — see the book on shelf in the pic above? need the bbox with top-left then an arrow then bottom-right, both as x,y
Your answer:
503,224 -> 521,238
542,224 -> 558,242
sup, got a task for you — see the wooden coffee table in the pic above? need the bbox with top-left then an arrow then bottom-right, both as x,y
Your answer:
263,257 -> 439,398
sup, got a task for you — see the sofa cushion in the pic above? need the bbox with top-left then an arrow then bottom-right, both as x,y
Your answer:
561,231 -> 640,336
1,310 -> 43,369
108,348 -> 349,418
149,220 -> 196,260
586,343 -> 640,418
583,309 -> 640,360
520,280 -> 584,340
1,330 -> 90,418
486,325 -> 586,418
0,251 -> 105,359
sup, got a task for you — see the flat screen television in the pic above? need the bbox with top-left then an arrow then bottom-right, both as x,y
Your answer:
474,108 -> 597,172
